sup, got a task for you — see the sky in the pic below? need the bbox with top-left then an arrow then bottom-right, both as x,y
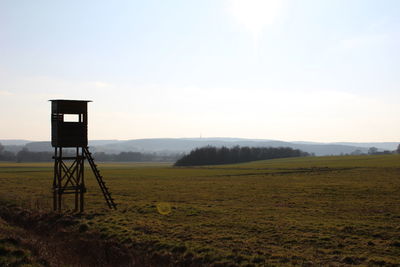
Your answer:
0,0 -> 399,142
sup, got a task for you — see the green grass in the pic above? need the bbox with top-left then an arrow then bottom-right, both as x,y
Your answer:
1,155 -> 400,266
0,217 -> 47,267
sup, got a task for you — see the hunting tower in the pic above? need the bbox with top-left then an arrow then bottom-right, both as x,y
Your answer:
51,100 -> 116,212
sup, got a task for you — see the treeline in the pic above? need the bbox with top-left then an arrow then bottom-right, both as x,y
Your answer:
0,143 -> 180,162
91,152 -> 180,162
174,146 -> 311,166
0,143 -> 15,161
16,150 -> 53,162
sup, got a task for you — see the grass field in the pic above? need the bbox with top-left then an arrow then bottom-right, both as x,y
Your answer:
0,155 -> 400,266
0,217 -> 48,266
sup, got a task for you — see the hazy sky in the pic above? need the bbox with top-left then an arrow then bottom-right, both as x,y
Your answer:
1,0 -> 399,142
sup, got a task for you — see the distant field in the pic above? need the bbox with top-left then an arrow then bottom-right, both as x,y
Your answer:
0,155 -> 400,266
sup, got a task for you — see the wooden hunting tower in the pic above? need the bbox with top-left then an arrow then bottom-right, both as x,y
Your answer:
51,100 -> 89,147
50,100 -> 116,212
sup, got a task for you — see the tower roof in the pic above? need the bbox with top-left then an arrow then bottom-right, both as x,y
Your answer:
49,99 -> 92,102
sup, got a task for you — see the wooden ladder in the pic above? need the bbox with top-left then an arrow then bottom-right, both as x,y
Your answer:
83,147 -> 117,209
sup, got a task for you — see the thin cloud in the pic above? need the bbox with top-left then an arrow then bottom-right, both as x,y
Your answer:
337,33 -> 389,50
92,82 -> 113,88
0,90 -> 13,96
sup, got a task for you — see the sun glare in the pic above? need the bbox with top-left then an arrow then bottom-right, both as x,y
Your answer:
228,0 -> 287,40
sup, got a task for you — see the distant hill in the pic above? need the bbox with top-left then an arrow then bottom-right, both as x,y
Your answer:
21,140 -> 122,152
331,142 -> 399,151
24,142 -> 52,152
93,138 -> 394,156
0,139 -> 31,146
1,138 -> 398,156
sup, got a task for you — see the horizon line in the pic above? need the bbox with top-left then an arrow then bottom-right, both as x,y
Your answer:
0,137 -> 399,144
